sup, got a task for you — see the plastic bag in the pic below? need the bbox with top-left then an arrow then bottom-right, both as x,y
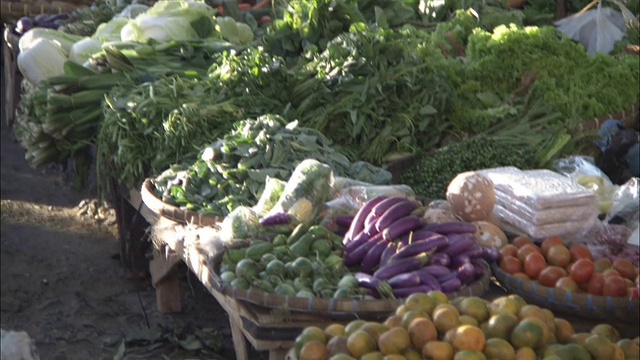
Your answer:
480,167 -> 596,210
605,177 -> 640,228
554,156 -> 618,214
496,195 -> 599,225
492,204 -> 598,239
320,184 -> 416,231
252,176 -> 286,216
262,159 -> 334,226
220,206 -> 262,244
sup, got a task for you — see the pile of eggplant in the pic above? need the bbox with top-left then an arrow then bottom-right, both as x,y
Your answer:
341,196 -> 500,299
14,13 -> 70,36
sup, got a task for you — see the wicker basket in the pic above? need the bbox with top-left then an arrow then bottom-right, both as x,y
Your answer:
211,254 -> 492,318
491,262 -> 640,323
140,178 -> 223,228
1,0 -> 92,22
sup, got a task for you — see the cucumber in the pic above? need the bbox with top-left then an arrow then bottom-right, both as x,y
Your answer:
245,241 -> 274,262
286,223 -> 309,246
272,233 -> 288,247
289,233 -> 316,258
310,238 -> 333,258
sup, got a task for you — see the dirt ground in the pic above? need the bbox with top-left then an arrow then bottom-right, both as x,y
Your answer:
0,81 -> 267,359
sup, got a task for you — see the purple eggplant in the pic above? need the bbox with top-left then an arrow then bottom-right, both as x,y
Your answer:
430,252 -> 451,267
46,13 -> 70,23
437,271 -> 458,284
387,271 -> 422,289
470,259 -> 487,278
360,237 -> 392,273
423,222 -> 477,235
259,212 -> 291,226
399,229 -> 441,245
442,234 -> 476,257
441,277 -> 463,293
371,197 -> 408,217
335,215 -> 354,229
344,229 -> 377,254
34,14 -> 50,23
480,246 -> 500,262
375,199 -> 422,232
459,244 -> 485,259
380,241 -> 400,265
355,272 -> 383,292
416,264 -> 451,279
450,254 -> 471,269
344,233 -> 385,267
363,211 -> 380,235
382,215 -> 425,242
457,262 -> 476,284
373,252 -> 432,280
392,285 -> 433,299
16,17 -> 35,34
414,268 -> 443,290
344,196 -> 387,244
389,235 -> 448,262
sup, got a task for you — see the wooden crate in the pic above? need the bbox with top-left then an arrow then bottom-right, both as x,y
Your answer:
1,0 -> 91,22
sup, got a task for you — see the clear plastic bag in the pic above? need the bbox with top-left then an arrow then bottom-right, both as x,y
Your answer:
493,204 -> 598,239
480,167 -> 596,210
252,176 -> 286,216
554,156 -> 618,214
494,191 -> 599,225
605,177 -> 640,227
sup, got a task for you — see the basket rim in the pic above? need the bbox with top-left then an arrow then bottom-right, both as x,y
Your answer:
490,262 -> 639,323
140,178 -> 223,227
212,255 -> 492,317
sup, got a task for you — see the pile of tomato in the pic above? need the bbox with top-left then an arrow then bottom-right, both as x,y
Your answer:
498,236 -> 640,299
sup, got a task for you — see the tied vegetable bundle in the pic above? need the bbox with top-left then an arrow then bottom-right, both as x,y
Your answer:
97,47 -> 293,194
152,115 -> 392,217
289,24 -> 457,164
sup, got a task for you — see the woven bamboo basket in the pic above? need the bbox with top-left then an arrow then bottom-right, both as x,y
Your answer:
1,0 -> 92,22
491,262 -> 640,323
210,253 -> 492,318
140,178 -> 224,227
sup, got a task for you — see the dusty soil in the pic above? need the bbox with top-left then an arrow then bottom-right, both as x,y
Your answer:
0,82 -> 266,359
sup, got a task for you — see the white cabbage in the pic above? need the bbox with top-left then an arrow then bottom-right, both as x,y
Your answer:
18,28 -> 82,54
17,38 -> 68,85
92,17 -> 129,42
69,37 -> 103,64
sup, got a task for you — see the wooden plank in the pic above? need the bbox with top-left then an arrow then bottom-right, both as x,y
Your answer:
128,187 -> 160,225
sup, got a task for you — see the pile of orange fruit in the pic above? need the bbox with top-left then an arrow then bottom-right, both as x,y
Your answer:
498,236 -> 639,299
291,291 -> 640,360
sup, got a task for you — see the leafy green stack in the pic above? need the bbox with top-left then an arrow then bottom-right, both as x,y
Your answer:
151,114 -> 392,217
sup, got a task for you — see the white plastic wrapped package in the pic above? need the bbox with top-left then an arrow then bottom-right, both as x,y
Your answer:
495,193 -> 599,225
480,167 -> 596,210
493,204 -> 598,239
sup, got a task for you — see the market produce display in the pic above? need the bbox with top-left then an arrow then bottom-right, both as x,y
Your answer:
148,115 -> 391,217
290,292 -> 640,360
497,235 -> 639,299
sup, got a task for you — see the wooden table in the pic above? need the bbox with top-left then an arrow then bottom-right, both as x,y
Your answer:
125,189 -> 640,360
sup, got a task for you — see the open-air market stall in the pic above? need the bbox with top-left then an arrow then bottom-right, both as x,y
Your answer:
2,0 -> 640,358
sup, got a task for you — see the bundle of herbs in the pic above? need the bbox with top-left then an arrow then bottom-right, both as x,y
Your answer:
152,114 -> 392,216
289,24 -> 458,165
96,47 -> 293,196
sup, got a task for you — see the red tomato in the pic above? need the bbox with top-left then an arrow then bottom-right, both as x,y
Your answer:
587,274 -> 605,295
500,255 -> 522,275
569,258 -> 595,284
538,266 -> 568,288
603,269 -> 622,278
513,272 -> 531,281
540,236 -> 565,256
569,244 -> 593,262
517,244 -> 542,264
512,236 -> 534,249
524,252 -> 547,280
602,275 -> 628,297
636,275 -> 639,288
594,258 -> 612,273
546,245 -> 571,268
629,287 -> 639,299
556,276 -> 579,292
499,244 -> 519,260
613,259 -> 637,280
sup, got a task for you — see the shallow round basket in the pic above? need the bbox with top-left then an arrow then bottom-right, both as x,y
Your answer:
491,262 -> 639,323
140,178 -> 223,227
212,257 -> 492,319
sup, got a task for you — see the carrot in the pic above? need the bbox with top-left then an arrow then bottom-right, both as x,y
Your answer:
258,15 -> 272,25
253,0 -> 271,9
